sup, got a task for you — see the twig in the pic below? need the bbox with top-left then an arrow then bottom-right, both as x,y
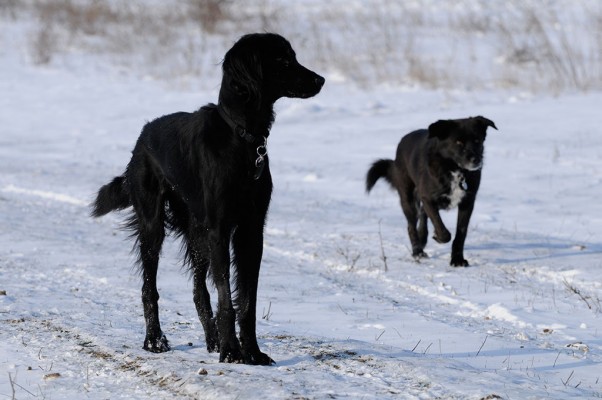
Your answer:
422,342 -> 432,355
562,370 -> 575,386
262,301 -> 272,321
336,244 -> 361,271
476,335 -> 488,357
563,279 -> 592,310
411,339 -> 421,352
10,379 -> 36,398
9,372 -> 15,400
553,351 -> 561,367
375,330 -> 385,341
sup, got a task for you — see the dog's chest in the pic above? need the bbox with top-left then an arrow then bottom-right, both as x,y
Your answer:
443,171 -> 466,209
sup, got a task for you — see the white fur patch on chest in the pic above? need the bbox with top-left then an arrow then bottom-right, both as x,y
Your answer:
446,171 -> 466,209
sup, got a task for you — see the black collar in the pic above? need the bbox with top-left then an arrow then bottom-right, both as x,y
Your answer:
215,104 -> 268,180
216,104 -> 262,144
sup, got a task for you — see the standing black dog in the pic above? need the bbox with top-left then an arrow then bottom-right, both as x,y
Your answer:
366,116 -> 497,267
92,33 -> 324,365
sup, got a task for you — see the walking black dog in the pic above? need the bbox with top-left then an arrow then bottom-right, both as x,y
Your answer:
366,116 -> 497,267
92,33 -> 324,365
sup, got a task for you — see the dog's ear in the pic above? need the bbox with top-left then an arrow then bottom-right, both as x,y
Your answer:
222,43 -> 263,106
474,116 -> 498,131
428,120 -> 456,140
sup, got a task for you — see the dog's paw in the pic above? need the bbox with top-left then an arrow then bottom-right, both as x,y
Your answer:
204,320 -> 220,353
412,250 -> 429,260
450,257 -> 470,267
206,337 -> 220,353
433,230 -> 451,244
220,350 -> 244,364
143,334 -> 170,353
243,350 -> 275,366
219,339 -> 244,363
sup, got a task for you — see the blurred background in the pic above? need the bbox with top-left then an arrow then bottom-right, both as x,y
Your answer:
2,0 -> 601,93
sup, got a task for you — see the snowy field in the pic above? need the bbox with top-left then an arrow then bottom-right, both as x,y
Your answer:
2,2 -> 602,400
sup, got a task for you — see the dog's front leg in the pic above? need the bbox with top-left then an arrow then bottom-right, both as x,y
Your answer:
209,228 -> 243,363
232,220 -> 274,365
450,197 -> 475,267
422,200 -> 451,244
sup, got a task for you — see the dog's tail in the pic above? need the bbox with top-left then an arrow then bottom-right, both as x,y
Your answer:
366,159 -> 394,193
91,176 -> 131,217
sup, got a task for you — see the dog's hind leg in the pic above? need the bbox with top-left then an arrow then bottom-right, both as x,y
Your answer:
208,225 -> 244,363
416,201 -> 429,254
232,219 -> 274,365
193,261 -> 220,353
128,162 -> 169,352
398,188 -> 428,259
137,221 -> 169,352
139,228 -> 169,352
186,226 -> 220,353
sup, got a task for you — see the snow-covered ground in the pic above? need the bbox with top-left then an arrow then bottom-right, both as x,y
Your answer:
2,7 -> 602,400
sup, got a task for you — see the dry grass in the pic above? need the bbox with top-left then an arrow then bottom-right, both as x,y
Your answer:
493,3 -> 601,92
4,0 -> 601,92
187,0 -> 234,34
0,0 -> 18,19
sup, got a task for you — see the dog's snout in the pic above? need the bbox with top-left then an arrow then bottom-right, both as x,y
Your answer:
315,75 -> 325,88
466,155 -> 483,171
470,154 -> 481,163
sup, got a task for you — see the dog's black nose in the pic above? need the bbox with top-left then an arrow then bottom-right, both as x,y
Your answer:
315,75 -> 325,88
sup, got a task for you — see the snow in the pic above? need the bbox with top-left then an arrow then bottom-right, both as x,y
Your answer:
2,7 -> 602,400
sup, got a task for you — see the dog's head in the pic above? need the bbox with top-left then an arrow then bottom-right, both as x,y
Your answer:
428,116 -> 498,171
222,33 -> 325,106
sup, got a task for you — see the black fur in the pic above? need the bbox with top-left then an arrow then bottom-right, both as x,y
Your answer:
92,33 -> 324,365
367,116 -> 497,267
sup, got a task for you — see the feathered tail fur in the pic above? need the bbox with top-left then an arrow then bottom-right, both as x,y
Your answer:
91,176 -> 131,217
